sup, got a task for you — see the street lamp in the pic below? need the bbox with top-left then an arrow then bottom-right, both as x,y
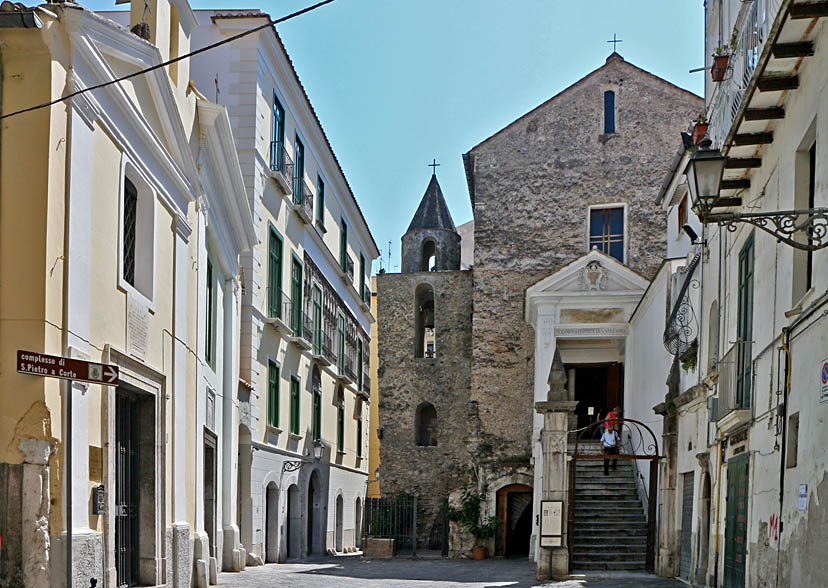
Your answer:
684,138 -> 726,219
311,439 -> 325,461
686,138 -> 828,251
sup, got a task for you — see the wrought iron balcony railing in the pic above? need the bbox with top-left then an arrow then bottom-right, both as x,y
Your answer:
707,0 -> 783,148
714,340 -> 752,422
292,176 -> 314,223
266,288 -> 292,330
343,253 -> 355,283
361,372 -> 371,397
362,280 -> 371,307
269,141 -> 294,193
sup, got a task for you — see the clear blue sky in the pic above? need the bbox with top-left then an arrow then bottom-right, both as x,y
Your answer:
88,0 -> 705,273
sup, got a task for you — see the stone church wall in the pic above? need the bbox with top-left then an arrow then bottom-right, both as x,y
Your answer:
466,56 -> 702,461
376,270 -> 473,543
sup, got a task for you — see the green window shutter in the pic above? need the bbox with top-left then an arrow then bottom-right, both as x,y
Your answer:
337,313 -> 345,372
359,254 -> 365,301
291,258 -> 302,336
340,219 -> 348,270
290,376 -> 300,435
337,400 -> 344,452
294,135 -> 304,199
736,234 -> 754,408
313,390 -> 322,441
312,286 -> 322,354
356,414 -> 362,458
316,176 -> 325,225
268,361 -> 279,428
357,338 -> 363,391
268,230 -> 282,319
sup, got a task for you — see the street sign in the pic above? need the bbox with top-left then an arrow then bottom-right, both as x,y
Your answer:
17,350 -> 119,386
820,358 -> 828,403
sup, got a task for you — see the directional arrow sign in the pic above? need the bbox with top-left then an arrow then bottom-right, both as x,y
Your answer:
17,350 -> 119,386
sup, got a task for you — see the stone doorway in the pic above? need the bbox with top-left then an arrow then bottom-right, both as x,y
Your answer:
569,363 -> 623,431
306,470 -> 323,555
264,482 -> 279,563
286,484 -> 301,559
203,430 -> 218,561
495,484 -> 533,557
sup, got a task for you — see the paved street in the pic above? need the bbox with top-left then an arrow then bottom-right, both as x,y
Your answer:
216,556 -> 685,587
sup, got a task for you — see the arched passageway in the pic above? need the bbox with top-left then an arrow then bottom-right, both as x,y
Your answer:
335,494 -> 344,552
306,470 -> 323,555
286,484 -> 301,559
354,497 -> 362,549
495,483 -> 533,557
265,482 -> 279,563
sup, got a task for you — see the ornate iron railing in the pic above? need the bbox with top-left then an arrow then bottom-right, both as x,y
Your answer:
266,287 -> 291,323
663,253 -> 701,356
269,140 -> 294,188
572,418 -> 661,460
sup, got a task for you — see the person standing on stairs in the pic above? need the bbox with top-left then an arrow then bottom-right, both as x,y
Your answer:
601,426 -> 620,476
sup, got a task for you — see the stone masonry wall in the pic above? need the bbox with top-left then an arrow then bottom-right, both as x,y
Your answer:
467,55 -> 703,459
376,270 -> 473,543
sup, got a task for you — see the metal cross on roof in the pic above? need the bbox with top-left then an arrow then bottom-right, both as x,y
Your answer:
429,158 -> 440,175
607,33 -> 623,52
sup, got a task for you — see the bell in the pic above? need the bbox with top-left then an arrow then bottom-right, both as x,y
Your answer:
422,305 -> 435,329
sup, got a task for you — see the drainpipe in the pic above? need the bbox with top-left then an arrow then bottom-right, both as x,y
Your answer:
713,438 -> 723,588
775,328 -> 791,587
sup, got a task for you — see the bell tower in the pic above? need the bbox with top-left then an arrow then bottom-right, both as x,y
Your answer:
401,173 -> 461,273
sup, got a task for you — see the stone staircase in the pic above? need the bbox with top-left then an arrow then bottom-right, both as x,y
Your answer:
570,441 -> 648,571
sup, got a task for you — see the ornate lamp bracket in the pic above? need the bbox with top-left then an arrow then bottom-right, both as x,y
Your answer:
701,207 -> 828,251
281,460 -> 304,474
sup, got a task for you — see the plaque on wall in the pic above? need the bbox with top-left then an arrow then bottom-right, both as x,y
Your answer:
540,500 -> 563,548
126,293 -> 149,361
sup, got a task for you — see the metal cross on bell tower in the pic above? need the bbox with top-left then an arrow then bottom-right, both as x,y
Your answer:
607,33 -> 623,52
428,158 -> 440,176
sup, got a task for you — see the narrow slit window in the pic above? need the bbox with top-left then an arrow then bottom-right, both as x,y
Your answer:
604,90 -> 615,134
123,177 -> 138,287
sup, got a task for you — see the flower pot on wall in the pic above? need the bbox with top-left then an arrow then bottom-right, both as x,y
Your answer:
692,123 -> 709,145
711,55 -> 729,82
472,546 -> 486,560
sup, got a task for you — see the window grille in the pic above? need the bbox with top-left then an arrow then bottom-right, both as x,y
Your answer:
123,177 -> 138,286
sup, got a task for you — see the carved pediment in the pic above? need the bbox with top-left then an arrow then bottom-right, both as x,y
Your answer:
527,250 -> 650,296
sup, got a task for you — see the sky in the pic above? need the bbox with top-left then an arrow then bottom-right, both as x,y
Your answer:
87,0 -> 705,273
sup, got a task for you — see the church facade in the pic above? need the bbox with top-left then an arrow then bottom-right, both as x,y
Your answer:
376,53 -> 702,563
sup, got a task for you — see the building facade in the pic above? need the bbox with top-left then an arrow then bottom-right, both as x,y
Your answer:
189,9 -> 379,564
650,1 -> 828,587
376,54 -> 701,563
0,1 -> 254,587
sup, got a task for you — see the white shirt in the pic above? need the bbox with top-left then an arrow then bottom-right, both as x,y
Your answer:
601,430 -> 619,448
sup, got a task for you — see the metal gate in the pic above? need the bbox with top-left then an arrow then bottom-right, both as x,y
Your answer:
362,495 -> 448,556
680,472 -> 695,580
115,391 -> 139,588
724,454 -> 749,588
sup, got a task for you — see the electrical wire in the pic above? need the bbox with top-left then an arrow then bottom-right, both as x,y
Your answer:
0,0 -> 336,120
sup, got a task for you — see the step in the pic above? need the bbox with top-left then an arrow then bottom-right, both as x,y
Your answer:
574,506 -> 644,515
573,548 -> 647,559
574,514 -> 646,523
573,534 -> 647,544
575,481 -> 637,489
573,521 -> 648,532
575,490 -> 640,499
571,560 -> 646,571
573,501 -> 643,509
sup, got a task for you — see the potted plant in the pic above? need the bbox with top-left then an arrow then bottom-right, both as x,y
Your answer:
692,114 -> 709,145
447,486 -> 501,560
471,515 -> 499,560
711,31 -> 737,82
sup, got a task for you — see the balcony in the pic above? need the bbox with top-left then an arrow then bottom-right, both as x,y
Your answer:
312,330 -> 334,366
265,288 -> 292,334
713,341 -> 752,431
360,372 -> 371,400
269,141 -> 294,195
360,281 -> 372,312
336,350 -> 354,386
340,253 -> 355,286
292,177 -> 314,224
288,308 -> 313,351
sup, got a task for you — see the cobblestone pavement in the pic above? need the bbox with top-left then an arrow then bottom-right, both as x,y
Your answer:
216,556 -> 685,587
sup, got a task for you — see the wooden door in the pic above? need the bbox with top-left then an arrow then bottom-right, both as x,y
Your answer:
724,454 -> 749,587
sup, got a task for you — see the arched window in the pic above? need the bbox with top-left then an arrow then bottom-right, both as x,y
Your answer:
421,239 -> 437,272
707,301 -> 720,372
414,284 -> 435,358
604,90 -> 615,134
415,403 -> 437,446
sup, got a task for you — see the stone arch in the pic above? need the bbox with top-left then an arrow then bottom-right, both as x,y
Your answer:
414,283 -> 435,358
414,402 -> 437,446
354,496 -> 363,549
286,483 -> 301,559
306,468 -> 324,555
421,238 -> 437,271
335,491 -> 345,552
485,473 -> 534,557
264,481 -> 279,563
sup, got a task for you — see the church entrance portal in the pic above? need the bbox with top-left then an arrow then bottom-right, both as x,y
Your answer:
495,484 -> 533,557
569,363 -> 623,431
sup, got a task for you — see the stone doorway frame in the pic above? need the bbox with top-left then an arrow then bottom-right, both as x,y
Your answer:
103,346 -> 167,587
570,417 -> 661,573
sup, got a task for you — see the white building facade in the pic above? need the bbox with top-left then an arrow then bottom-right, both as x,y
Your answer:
650,2 -> 828,587
190,10 -> 379,565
